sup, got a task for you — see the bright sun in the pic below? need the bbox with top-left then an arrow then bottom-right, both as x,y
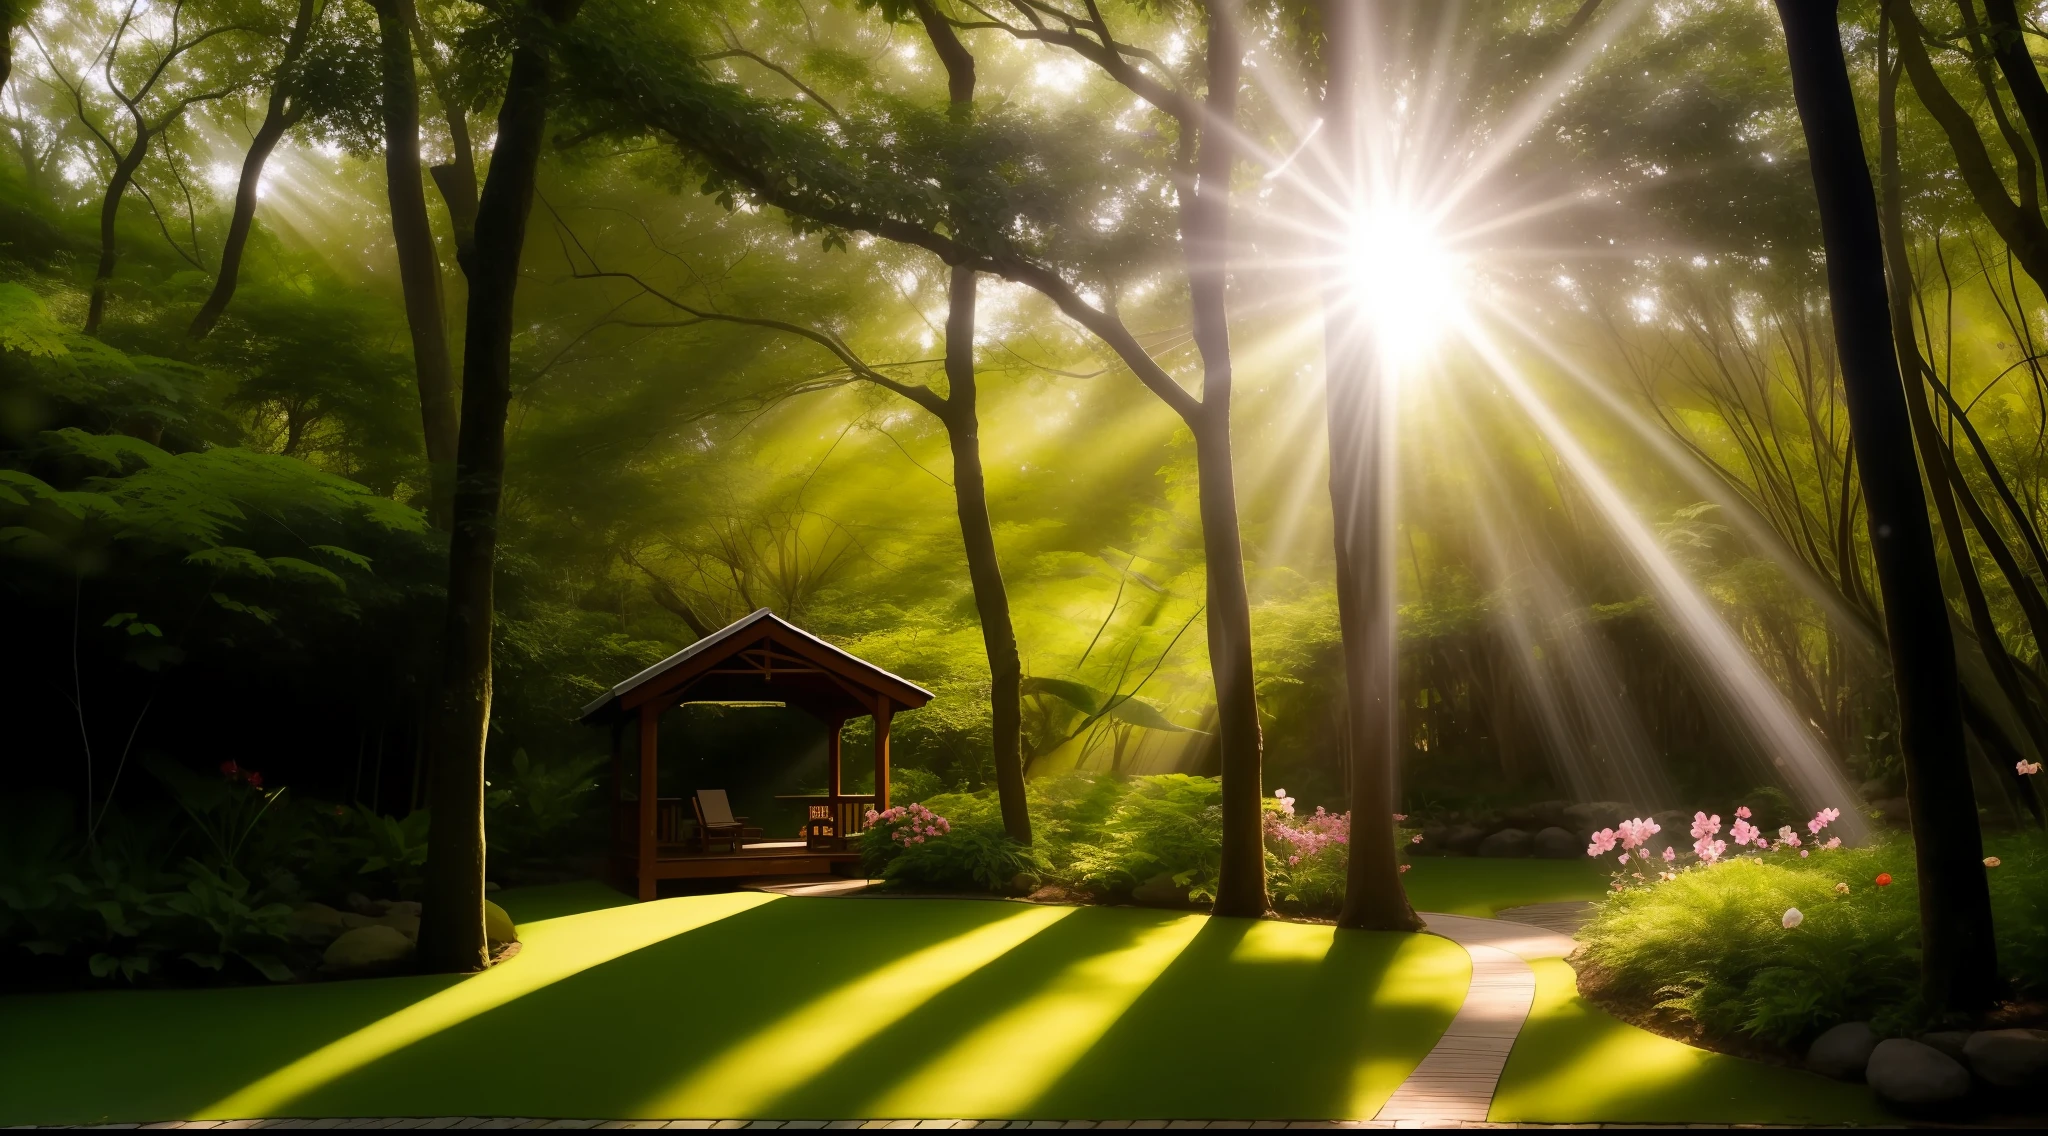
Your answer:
1338,204 -> 1467,366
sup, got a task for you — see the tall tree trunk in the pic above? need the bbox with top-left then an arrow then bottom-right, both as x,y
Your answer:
188,0 -> 318,339
1186,0 -> 1266,920
913,0 -> 1028,843
938,269 -> 1030,844
371,0 -> 460,529
1776,0 -> 1999,1018
84,133 -> 149,336
403,1 -> 480,269
1320,0 -> 1423,933
415,0 -> 582,975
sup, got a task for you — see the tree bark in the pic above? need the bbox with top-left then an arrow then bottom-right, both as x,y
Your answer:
371,0 -> 460,529
1979,0 -> 2048,176
85,132 -> 150,337
1184,0 -> 1265,920
912,0 -> 1028,844
415,0 -> 582,975
188,0 -> 317,339
1776,0 -> 1999,1018
1320,0 -> 1423,933
937,270 -> 1031,843
403,1 -> 480,270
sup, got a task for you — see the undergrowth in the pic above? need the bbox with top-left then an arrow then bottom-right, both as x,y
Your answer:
1576,834 -> 2048,1046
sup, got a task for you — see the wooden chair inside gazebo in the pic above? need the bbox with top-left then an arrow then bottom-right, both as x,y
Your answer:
578,608 -> 933,900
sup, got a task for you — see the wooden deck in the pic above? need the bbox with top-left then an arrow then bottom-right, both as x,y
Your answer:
625,840 -> 862,881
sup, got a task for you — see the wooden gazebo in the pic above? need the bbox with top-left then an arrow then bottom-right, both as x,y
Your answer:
578,608 -> 933,900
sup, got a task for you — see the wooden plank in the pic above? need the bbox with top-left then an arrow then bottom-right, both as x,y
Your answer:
637,704 -> 659,902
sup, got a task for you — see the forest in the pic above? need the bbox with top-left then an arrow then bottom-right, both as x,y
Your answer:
3,0 -> 2047,1044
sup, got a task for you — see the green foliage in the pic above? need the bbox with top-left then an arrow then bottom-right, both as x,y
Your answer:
1064,774 -> 1223,900
487,748 -> 606,863
857,792 -> 1047,891
1577,836 -> 2048,1045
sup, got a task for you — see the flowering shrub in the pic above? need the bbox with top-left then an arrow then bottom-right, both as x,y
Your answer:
855,793 -> 1044,892
1586,802 -> 1844,890
1260,790 -> 1417,915
1577,833 -> 2048,1046
863,802 -> 953,846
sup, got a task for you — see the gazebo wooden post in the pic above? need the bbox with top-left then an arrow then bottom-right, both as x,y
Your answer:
874,695 -> 893,812
608,718 -> 625,885
637,701 -> 660,901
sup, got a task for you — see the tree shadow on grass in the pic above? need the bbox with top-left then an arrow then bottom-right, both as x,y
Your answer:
766,904 -> 1185,1118
1027,919 -> 1467,1120
282,895 -> 1033,1120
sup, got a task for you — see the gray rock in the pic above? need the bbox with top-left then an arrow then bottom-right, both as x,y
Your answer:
1417,825 -> 1450,854
1963,1028 -> 2048,1089
1919,1030 -> 1971,1061
322,925 -> 415,972
288,902 -> 346,942
1563,800 -> 1637,832
384,900 -> 422,918
1478,828 -> 1533,858
1530,800 -> 1572,831
1445,824 -> 1485,855
1806,1021 -> 1878,1081
1533,827 -> 1581,859
1867,1038 -> 1971,1111
1130,872 -> 1190,908
484,899 -> 518,944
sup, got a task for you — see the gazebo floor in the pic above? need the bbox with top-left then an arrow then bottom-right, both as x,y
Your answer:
624,840 -> 863,882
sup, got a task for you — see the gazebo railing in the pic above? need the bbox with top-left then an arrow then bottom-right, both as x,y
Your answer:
614,794 -> 879,852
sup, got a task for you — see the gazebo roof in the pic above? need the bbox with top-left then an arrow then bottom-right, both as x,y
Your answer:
577,608 -> 933,725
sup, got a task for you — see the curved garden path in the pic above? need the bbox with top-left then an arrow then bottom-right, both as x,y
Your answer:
1373,912 -> 1578,1123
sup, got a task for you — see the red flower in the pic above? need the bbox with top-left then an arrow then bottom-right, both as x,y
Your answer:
220,760 -> 240,776
1875,872 -> 1893,886
245,772 -> 263,788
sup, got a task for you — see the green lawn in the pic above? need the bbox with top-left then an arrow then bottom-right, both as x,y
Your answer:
0,884 -> 1465,1124
1491,958 -> 1887,1125
0,868 -> 1889,1125
1402,855 -> 1610,915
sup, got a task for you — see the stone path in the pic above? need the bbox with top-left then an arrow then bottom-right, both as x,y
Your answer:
1492,902 -> 1595,937
1372,913 -> 1577,1124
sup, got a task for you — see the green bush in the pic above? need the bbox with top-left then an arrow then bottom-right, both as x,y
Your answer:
1576,834 -> 2048,1045
1064,774 -> 1224,900
857,793 -> 1047,892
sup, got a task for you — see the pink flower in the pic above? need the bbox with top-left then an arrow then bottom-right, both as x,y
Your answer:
1800,850 -> 1809,858
1777,826 -> 1802,849
1735,806 -> 1751,819
1392,813 -> 1408,822
1618,853 -> 1630,865
1808,807 -> 1841,834
1694,837 -> 1727,864
1731,818 -> 1759,846
1398,864 -> 1411,873
1617,817 -> 1661,849
1410,834 -> 1423,844
1690,812 -> 1722,841
1754,838 -> 1769,852
2018,760 -> 2042,775
1824,837 -> 1841,850
1661,846 -> 1677,863
1587,829 -> 1619,856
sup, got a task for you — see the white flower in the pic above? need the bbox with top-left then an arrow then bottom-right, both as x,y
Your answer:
1782,908 -> 1804,929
